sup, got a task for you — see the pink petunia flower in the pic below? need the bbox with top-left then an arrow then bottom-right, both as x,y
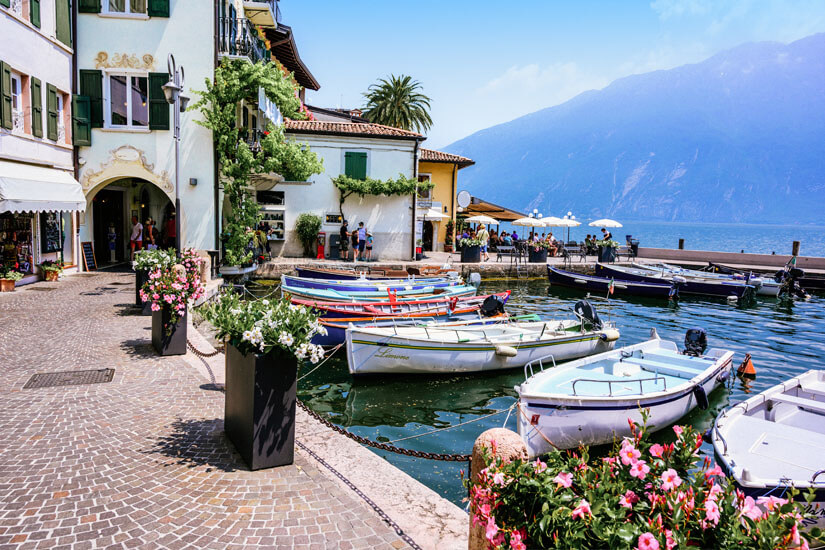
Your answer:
636,532 -> 660,550
630,460 -> 650,480
620,445 -> 642,466
660,468 -> 682,491
510,529 -> 527,550
151,303 -> 160,312
485,517 -> 499,542
739,496 -> 762,521
533,459 -> 547,473
756,495 -> 788,511
705,499 -> 720,525
672,425 -> 683,437
571,499 -> 591,519
492,472 -> 506,486
649,443 -> 664,458
619,490 -> 638,509
705,464 -> 724,477
707,482 -> 724,501
664,529 -> 677,550
553,471 -> 573,488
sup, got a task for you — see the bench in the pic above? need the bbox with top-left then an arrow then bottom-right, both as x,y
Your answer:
623,358 -> 703,380
616,246 -> 636,261
496,245 -> 520,263
770,394 -> 825,415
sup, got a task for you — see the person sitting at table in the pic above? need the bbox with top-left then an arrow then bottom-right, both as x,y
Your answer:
511,230 -> 518,241
502,232 -> 513,246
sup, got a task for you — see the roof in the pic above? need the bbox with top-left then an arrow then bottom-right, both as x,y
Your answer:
264,24 -> 320,91
304,105 -> 370,123
462,196 -> 524,222
419,148 -> 475,168
284,119 -> 426,140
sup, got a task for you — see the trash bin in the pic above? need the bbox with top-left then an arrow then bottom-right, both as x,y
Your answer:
630,239 -> 640,257
329,234 -> 340,260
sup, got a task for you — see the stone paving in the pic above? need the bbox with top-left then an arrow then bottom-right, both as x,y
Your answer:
0,272 -> 414,549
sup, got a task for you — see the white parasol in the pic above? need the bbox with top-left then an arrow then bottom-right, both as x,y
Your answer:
464,214 -> 499,225
589,218 -> 623,228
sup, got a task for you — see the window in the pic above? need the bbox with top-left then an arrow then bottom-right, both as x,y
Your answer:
56,94 -> 65,142
344,151 -> 367,180
107,74 -> 148,128
10,72 -> 22,131
417,174 -> 432,200
105,0 -> 146,13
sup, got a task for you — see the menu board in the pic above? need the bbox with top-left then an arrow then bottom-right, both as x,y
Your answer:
81,241 -> 97,271
40,212 -> 62,253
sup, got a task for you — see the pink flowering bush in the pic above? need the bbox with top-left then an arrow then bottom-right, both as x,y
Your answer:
466,417 -> 823,549
140,249 -> 205,330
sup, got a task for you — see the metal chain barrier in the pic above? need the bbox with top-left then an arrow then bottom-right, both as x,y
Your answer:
297,399 -> 471,462
186,339 -> 224,358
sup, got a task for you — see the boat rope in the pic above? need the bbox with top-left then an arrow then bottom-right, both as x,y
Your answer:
386,404 -> 515,444
516,401 -> 560,450
502,404 -> 514,428
242,283 -> 280,300
297,343 -> 344,381
297,399 -> 472,462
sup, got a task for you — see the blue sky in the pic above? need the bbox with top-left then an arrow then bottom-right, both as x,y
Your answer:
284,0 -> 825,148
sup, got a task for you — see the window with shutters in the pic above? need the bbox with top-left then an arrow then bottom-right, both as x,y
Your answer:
344,151 -> 368,180
417,174 -> 432,200
31,78 -> 43,138
104,0 -> 146,14
106,73 -> 148,128
10,72 -> 23,132
56,94 -> 66,142
55,0 -> 72,46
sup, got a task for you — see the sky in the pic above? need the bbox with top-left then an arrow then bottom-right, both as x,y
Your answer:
283,0 -> 825,148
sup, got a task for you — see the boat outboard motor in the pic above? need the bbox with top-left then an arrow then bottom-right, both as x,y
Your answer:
480,295 -> 506,317
573,300 -> 602,329
684,328 -> 707,357
776,268 -> 808,299
669,276 -> 686,301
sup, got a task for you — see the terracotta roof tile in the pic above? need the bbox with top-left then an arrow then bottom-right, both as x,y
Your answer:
419,148 -> 475,167
284,119 -> 425,139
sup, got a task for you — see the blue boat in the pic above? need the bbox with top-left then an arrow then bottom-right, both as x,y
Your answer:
547,266 -> 677,299
295,265 -> 451,281
595,264 -> 756,300
281,274 -> 461,293
282,283 -> 478,303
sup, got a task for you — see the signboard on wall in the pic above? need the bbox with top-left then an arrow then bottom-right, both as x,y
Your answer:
40,212 -> 62,253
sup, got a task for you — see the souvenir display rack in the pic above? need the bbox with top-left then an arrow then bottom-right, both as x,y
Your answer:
0,213 -> 34,274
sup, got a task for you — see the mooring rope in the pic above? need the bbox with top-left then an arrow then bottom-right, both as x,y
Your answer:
386,404 -> 515,444
297,343 -> 344,381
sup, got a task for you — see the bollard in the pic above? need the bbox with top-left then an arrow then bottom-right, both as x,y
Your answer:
678,238 -> 684,250
792,241 -> 800,256
468,428 -> 527,550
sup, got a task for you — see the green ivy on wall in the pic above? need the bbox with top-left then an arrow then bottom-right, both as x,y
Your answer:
331,173 -> 432,219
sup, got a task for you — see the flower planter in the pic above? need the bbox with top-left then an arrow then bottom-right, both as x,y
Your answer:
44,270 -> 60,282
0,279 -> 15,292
151,305 -> 188,356
598,246 -> 617,263
529,248 -> 548,263
224,344 -> 298,470
135,269 -> 153,315
461,245 -> 481,264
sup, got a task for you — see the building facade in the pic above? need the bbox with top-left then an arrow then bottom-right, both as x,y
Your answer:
417,148 -> 474,252
0,0 -> 84,282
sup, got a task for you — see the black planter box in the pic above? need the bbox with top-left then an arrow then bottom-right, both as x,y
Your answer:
135,269 -> 152,316
225,344 -> 297,470
528,248 -> 548,263
151,306 -> 188,356
461,245 -> 481,263
598,246 -> 617,263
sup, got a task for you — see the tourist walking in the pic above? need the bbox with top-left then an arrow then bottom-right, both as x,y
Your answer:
477,223 -> 490,262
130,216 -> 143,261
339,220 -> 350,261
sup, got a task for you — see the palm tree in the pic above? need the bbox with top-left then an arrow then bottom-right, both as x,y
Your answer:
362,75 -> 433,133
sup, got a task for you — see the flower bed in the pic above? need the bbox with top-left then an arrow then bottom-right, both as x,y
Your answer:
467,417 -> 822,549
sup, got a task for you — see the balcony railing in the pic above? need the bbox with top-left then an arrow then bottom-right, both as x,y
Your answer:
240,128 -> 266,153
218,17 -> 270,63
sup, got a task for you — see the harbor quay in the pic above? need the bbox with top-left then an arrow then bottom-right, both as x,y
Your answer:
0,271 -> 465,549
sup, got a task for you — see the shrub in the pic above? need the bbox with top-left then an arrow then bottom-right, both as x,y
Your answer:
295,213 -> 322,257
466,416 -> 822,549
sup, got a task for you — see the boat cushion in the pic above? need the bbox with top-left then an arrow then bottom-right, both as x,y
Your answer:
623,358 -> 701,379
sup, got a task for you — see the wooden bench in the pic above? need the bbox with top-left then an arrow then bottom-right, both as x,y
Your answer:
770,394 -> 825,415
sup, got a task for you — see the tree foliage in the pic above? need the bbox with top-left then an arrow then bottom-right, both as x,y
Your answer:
294,213 -> 322,257
362,74 -> 433,133
332,173 -> 432,218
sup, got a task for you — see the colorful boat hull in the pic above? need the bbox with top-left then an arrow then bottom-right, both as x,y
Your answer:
547,266 -> 676,298
595,264 -> 755,299
282,283 -> 478,303
281,274 -> 460,292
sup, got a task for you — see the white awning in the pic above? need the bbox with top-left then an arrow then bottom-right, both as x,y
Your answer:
0,160 -> 86,213
422,208 -> 449,220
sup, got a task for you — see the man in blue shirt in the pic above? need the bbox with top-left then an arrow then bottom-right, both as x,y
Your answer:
357,222 -> 367,260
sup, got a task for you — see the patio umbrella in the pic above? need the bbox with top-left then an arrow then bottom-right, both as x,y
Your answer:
589,218 -> 623,228
464,214 -> 499,225
513,216 -> 545,240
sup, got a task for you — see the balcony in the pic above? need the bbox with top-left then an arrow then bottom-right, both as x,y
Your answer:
218,17 -> 270,64
240,128 -> 266,153
242,0 -> 280,28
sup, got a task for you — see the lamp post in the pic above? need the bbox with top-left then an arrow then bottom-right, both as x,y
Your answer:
162,54 -> 190,256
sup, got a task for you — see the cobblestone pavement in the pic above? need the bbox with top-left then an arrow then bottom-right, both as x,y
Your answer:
0,272 -> 413,549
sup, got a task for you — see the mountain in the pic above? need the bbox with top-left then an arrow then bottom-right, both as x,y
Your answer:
445,34 -> 825,224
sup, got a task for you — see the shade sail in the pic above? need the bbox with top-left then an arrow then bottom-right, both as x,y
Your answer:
0,160 -> 86,213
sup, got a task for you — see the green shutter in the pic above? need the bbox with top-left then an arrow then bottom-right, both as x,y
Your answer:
79,70 -> 103,128
31,78 -> 43,138
147,0 -> 169,17
0,0 -> 9,8
344,152 -> 367,180
148,72 -> 169,130
46,84 -> 58,141
30,0 -> 41,27
72,95 -> 91,146
55,0 -> 72,47
78,0 -> 100,13
0,61 -> 11,130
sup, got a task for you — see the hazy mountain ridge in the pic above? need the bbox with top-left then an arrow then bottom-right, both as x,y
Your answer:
445,34 -> 825,223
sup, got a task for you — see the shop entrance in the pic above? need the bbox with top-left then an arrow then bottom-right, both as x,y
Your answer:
422,221 -> 434,252
92,189 -> 125,266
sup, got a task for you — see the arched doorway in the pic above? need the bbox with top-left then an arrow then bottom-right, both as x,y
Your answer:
88,178 -> 174,267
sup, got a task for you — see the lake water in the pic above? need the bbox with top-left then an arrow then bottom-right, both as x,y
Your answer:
492,220 -> 825,256
297,279 -> 825,506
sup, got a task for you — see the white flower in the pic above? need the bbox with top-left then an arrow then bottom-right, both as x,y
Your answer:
262,299 -> 270,306
278,331 -> 294,347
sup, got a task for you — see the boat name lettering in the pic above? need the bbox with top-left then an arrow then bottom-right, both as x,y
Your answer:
374,348 -> 410,360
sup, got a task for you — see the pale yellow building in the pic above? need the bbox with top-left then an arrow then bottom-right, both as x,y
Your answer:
416,148 -> 474,252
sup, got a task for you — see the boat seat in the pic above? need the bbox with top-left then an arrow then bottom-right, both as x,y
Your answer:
623,358 -> 700,380
769,394 -> 825,415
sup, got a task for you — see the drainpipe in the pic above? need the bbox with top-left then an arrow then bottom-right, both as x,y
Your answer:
212,0 -> 221,254
411,140 -> 419,261
71,0 -> 80,270
451,164 -> 457,250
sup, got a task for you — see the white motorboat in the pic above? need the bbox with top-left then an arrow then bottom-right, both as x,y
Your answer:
346,300 -> 620,375
712,370 -> 825,533
632,262 -> 781,297
516,328 -> 734,456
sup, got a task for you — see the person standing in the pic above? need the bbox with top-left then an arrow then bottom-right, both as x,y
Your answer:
338,220 -> 349,261
357,222 -> 367,261
165,213 -> 177,249
477,223 -> 490,262
365,231 -> 373,261
351,225 -> 359,262
130,216 -> 143,261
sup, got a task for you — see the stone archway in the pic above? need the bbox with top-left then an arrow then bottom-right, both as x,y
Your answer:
81,145 -> 174,203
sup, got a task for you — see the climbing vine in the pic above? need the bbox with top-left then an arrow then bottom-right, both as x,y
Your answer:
332,174 -> 431,218
191,58 -> 323,265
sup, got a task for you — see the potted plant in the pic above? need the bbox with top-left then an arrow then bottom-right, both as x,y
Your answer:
38,260 -> 64,282
0,269 -> 23,292
201,291 -> 326,470
134,248 -> 176,314
415,239 -> 424,261
528,241 -> 551,263
140,250 -> 205,356
460,237 -> 482,263
444,220 -> 454,253
295,213 -> 322,258
597,238 -> 620,263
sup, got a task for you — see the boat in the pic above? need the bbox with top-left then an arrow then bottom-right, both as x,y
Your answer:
596,263 -> 756,300
708,261 -> 825,292
632,262 -> 780,297
295,265 -> 456,281
547,266 -> 678,299
296,292 -> 512,346
281,274 -> 463,292
281,283 -> 478,303
712,370 -> 825,532
345,300 -> 620,375
516,328 -> 734,455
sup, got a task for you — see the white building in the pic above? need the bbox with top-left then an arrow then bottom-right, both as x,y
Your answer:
0,0 -> 84,282
278,113 -> 425,261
